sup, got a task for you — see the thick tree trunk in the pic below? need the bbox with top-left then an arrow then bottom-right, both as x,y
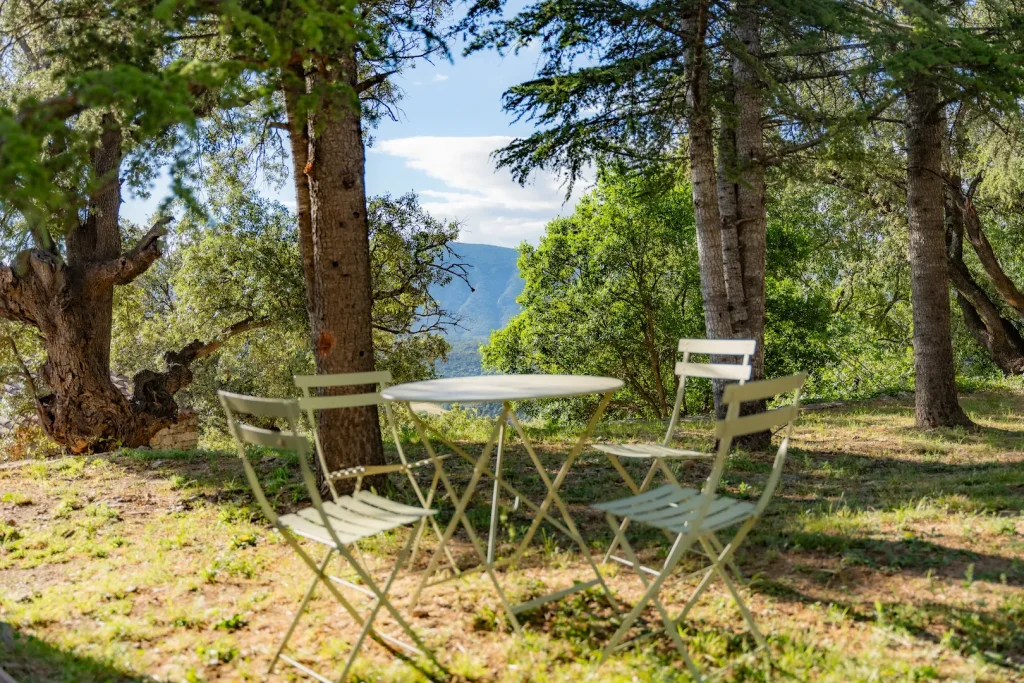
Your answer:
302,56 -> 385,483
0,121 -> 237,452
684,2 -> 770,446
904,84 -> 973,428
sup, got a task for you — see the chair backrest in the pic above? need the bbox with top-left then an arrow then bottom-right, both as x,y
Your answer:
663,338 -> 756,445
218,390 -> 315,529
703,373 -> 806,521
219,389 -> 357,552
293,370 -> 399,500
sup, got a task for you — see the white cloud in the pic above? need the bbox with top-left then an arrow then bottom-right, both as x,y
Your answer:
374,136 -> 587,247
431,74 -> 449,82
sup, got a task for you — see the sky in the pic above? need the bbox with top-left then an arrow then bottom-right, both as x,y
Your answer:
122,30 -> 586,249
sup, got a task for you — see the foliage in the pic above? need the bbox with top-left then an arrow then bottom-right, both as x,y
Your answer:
483,171 -> 702,421
111,191 -> 462,428
482,169 -> 973,422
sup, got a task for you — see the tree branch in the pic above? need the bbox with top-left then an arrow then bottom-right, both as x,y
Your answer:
87,217 -> 172,288
355,69 -> 399,94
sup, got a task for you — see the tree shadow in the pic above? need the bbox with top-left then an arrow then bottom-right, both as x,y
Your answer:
764,530 -> 1024,586
746,580 -> 1024,672
0,623 -> 163,683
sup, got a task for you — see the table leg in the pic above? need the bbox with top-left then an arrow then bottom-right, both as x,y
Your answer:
487,413 -> 507,564
505,409 -> 620,611
509,391 -> 615,564
405,404 -> 523,634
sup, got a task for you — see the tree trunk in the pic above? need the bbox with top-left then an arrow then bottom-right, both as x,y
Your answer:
684,0 -> 733,347
684,2 -> 770,446
904,84 -> 973,428
302,56 -> 385,483
0,121 -> 242,452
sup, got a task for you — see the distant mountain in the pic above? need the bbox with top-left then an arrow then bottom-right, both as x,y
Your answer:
432,243 -> 524,340
431,242 -> 524,378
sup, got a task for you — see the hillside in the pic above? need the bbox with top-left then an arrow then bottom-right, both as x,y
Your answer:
432,243 -> 523,339
432,242 -> 523,377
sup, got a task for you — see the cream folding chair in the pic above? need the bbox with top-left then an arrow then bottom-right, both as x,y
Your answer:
294,371 -> 456,572
218,390 -> 441,683
594,338 -> 755,574
593,373 -> 805,681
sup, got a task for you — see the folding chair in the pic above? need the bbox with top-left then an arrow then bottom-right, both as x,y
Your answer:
218,390 -> 441,683
294,371 -> 457,572
594,338 -> 755,575
593,373 -> 805,681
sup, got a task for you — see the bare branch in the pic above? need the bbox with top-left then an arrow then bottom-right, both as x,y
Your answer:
87,217 -> 172,288
355,69 -> 399,94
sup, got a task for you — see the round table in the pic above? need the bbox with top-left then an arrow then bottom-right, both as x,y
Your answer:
380,373 -> 623,404
381,373 -> 623,633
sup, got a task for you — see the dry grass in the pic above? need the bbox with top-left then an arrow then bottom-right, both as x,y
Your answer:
1,391 -> 1023,682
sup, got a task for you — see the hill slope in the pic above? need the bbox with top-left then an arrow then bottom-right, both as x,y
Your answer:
432,242 -> 524,377
433,242 -> 523,340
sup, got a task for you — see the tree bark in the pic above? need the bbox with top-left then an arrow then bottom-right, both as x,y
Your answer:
904,84 -> 973,428
301,54 -> 385,483
684,0 -> 733,345
0,120 -> 245,452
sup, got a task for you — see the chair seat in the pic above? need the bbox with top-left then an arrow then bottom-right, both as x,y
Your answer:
592,484 -> 755,534
280,491 -> 436,547
593,443 -> 713,459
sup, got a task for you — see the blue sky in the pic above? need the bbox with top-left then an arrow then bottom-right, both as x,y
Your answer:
123,30 -> 586,249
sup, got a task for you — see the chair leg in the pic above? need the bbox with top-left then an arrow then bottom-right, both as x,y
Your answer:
269,548 -> 336,675
600,514 -> 700,674
613,519 -> 703,681
603,457 -> 660,563
335,529 -> 431,682
697,536 -> 766,649
708,531 -> 744,583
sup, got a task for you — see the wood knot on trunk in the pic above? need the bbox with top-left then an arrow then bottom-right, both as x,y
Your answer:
316,330 -> 335,359
341,173 -> 356,189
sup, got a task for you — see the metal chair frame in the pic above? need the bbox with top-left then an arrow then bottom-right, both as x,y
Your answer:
218,390 -> 441,683
593,373 -> 806,681
293,370 -> 457,573
597,338 -> 755,576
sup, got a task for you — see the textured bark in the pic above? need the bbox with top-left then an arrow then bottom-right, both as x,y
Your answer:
684,1 -> 770,446
0,120 -> 242,451
684,0 -> 732,342
301,53 -> 385,483
959,196 -> 1024,318
904,84 -> 973,428
283,65 -> 318,321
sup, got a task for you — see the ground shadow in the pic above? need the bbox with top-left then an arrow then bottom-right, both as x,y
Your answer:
745,580 -> 1024,672
0,623 -> 163,683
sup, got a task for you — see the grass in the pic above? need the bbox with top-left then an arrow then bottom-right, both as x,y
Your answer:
0,391 -> 1022,681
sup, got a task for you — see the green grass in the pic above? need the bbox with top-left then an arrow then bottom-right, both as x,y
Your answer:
1,391 -> 1023,681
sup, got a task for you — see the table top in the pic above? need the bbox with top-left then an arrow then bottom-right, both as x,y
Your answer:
381,374 -> 623,404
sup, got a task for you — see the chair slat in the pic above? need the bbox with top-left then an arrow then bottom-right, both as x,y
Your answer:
716,405 -> 799,439
332,496 -> 424,525
297,393 -> 385,411
237,423 -> 309,452
722,373 -> 807,404
293,371 -> 392,389
219,391 -> 301,420
675,361 -> 752,381
354,490 -> 437,516
678,338 -> 756,356
278,513 -> 355,546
